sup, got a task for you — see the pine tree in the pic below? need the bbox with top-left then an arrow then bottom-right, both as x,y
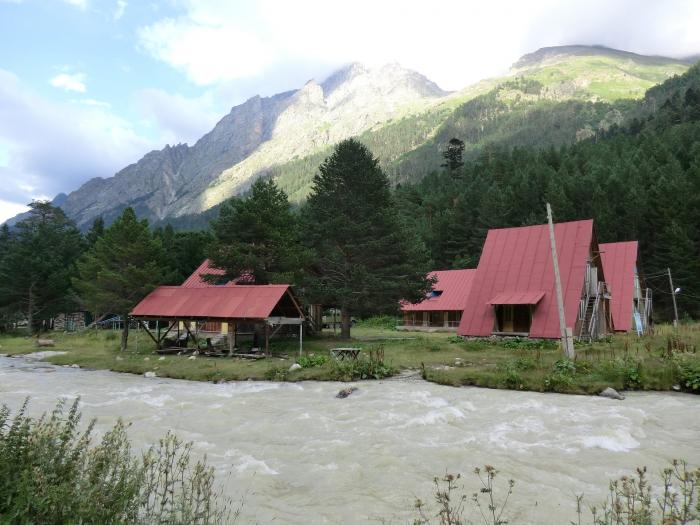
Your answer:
440,138 -> 465,175
73,208 -> 171,351
209,178 -> 304,284
85,216 -> 105,246
302,139 -> 433,338
0,202 -> 83,333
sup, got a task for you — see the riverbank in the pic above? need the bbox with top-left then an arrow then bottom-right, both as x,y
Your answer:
1,323 -> 698,394
1,358 -> 698,525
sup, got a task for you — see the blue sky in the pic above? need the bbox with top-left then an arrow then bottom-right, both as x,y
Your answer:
1,0 -> 699,223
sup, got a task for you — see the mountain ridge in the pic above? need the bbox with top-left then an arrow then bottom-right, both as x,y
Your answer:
5,45 -> 694,229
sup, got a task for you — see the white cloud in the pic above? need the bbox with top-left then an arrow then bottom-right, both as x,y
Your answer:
0,199 -> 28,224
0,69 -> 155,216
50,73 -> 87,93
134,88 -> 219,145
114,0 -> 126,20
138,0 -> 700,90
63,0 -> 87,9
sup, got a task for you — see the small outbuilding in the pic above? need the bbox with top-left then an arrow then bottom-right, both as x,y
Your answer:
399,269 -> 475,331
599,241 -> 652,334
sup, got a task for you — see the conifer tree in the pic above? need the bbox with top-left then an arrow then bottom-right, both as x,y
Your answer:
209,178 -> 304,284
0,202 -> 83,333
73,208 -> 170,351
302,139 -> 433,338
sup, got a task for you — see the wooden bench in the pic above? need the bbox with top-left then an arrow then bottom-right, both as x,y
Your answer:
330,347 -> 361,361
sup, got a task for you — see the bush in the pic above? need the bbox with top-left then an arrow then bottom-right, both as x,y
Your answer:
264,366 -> 289,381
500,337 -> 556,350
675,355 -> 700,392
0,399 -> 235,524
329,345 -> 394,381
353,315 -> 397,330
297,354 -> 329,368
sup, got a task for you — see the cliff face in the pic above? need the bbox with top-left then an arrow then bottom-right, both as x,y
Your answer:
55,63 -> 446,228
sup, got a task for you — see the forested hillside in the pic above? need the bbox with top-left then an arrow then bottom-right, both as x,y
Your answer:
394,63 -> 700,319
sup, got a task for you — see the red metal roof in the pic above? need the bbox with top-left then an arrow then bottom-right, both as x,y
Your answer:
600,241 -> 638,332
130,285 -> 292,320
458,220 -> 595,339
181,259 -> 233,288
488,291 -> 545,305
402,269 -> 476,311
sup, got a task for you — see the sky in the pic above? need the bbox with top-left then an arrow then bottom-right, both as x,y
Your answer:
1,0 -> 699,223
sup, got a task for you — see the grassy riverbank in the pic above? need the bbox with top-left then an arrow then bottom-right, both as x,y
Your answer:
1,323 -> 698,394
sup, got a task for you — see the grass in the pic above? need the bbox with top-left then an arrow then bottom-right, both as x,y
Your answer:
1,323 -> 698,395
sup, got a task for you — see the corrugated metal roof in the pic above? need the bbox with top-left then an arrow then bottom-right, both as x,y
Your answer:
600,241 -> 638,332
181,259 -> 233,288
488,291 -> 545,305
458,220 -> 595,339
130,285 -> 291,320
402,269 -> 476,311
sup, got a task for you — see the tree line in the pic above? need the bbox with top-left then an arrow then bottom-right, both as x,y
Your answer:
0,140 -> 432,345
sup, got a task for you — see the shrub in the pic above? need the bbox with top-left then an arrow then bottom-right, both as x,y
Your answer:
553,358 -> 577,376
501,337 -> 556,350
0,399 -> 235,524
329,345 -> 394,381
674,355 -> 700,392
264,366 -> 289,381
353,315 -> 397,330
297,354 -> 329,368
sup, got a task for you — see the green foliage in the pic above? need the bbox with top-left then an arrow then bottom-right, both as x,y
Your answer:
153,225 -> 213,283
552,359 -> 577,376
501,337 -> 557,350
0,202 -> 84,333
301,139 -> 434,336
297,354 -> 328,368
73,208 -> 172,350
329,346 -> 394,380
209,178 -> 305,284
0,399 -> 234,524
674,355 -> 700,392
264,366 -> 289,381
354,315 -> 398,330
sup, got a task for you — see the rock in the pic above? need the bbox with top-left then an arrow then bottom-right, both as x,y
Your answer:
144,357 -> 150,361
672,384 -> 681,391
70,364 -> 80,369
36,339 -> 55,347
289,363 -> 302,372
336,387 -> 358,399
188,355 -> 196,360
116,356 -> 123,361
159,356 -> 165,361
599,387 -> 625,400
144,371 -> 157,378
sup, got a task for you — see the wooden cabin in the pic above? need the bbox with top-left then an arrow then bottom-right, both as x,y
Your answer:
458,220 -> 612,341
399,269 -> 475,332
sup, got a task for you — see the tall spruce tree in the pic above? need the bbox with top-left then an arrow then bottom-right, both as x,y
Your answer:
73,208 -> 170,351
0,202 -> 83,333
302,139 -> 433,338
441,137 -> 465,175
209,178 -> 303,284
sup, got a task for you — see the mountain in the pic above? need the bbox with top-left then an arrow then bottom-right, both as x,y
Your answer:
13,46 -> 693,229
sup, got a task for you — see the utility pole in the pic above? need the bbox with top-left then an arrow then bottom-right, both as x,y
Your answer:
668,267 -> 679,327
547,203 -> 575,359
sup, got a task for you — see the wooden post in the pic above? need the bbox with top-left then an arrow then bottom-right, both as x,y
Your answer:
228,319 -> 234,356
265,323 -> 270,356
668,268 -> 679,327
299,322 -> 303,357
547,203 -> 575,359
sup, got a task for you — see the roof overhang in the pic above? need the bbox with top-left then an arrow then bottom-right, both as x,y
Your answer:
487,291 -> 545,305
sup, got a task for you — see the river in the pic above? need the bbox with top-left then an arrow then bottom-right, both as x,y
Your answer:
1,354 -> 698,524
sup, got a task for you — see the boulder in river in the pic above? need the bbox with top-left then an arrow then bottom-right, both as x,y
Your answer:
336,387 -> 358,399
70,363 -> 80,369
599,387 -> 625,400
144,371 -> 157,378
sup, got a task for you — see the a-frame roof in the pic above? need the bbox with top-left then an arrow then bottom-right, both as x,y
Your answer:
600,241 -> 638,332
402,269 -> 476,312
458,219 -> 596,339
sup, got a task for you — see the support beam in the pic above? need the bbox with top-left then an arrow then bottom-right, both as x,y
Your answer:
265,324 -> 270,356
138,319 -> 160,347
668,268 -> 679,327
228,319 -> 235,356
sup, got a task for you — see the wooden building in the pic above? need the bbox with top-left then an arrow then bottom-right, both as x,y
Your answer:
399,269 -> 475,332
458,220 -> 612,341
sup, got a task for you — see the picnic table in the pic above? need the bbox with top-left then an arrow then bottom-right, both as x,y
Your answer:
330,347 -> 362,361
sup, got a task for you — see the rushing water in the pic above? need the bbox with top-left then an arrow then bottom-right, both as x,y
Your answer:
1,355 -> 698,524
